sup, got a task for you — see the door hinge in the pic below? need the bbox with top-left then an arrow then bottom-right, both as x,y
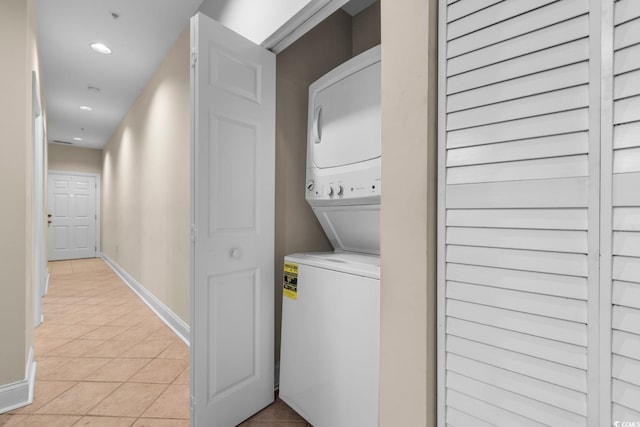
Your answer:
191,224 -> 197,243
191,48 -> 198,69
190,395 -> 196,415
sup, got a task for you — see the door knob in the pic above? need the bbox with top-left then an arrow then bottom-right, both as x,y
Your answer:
47,214 -> 52,218
230,248 -> 241,259
47,220 -> 52,224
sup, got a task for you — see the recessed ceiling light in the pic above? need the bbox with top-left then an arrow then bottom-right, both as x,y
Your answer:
79,105 -> 93,111
90,42 -> 112,55
73,137 -> 83,141
88,86 -> 100,93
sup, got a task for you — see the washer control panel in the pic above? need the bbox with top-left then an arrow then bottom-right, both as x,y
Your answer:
306,166 -> 380,202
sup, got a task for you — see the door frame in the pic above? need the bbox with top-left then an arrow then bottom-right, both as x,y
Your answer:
261,0 -> 348,52
32,71 -> 45,326
47,170 -> 101,259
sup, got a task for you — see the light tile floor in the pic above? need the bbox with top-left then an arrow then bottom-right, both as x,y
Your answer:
0,258 -> 307,427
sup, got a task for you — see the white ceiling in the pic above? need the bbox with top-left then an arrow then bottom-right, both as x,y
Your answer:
37,0 -> 375,151
36,0 -> 203,150
198,0 -> 312,45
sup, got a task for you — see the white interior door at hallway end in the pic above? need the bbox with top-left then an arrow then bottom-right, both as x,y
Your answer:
48,173 -> 97,261
191,12 -> 276,427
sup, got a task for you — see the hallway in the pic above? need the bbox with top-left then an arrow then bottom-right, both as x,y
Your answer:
0,258 -> 308,427
2,258 -> 190,426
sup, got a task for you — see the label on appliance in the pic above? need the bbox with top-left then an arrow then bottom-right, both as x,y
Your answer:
283,262 -> 298,300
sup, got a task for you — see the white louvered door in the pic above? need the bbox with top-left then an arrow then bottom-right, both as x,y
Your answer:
437,0 -> 640,425
606,0 -> 640,424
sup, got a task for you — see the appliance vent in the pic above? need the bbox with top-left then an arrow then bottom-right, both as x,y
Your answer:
52,140 -> 73,145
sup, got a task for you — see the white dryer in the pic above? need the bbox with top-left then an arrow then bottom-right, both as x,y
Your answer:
279,45 -> 381,427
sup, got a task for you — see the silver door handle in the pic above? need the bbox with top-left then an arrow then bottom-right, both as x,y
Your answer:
312,106 -> 322,144
230,248 -> 241,259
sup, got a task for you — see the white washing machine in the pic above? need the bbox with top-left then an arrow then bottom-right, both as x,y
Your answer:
279,45 -> 381,427
279,252 -> 379,427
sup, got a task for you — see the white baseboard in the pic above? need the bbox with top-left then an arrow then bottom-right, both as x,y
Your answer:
101,254 -> 190,346
0,346 -> 36,414
44,271 -> 50,296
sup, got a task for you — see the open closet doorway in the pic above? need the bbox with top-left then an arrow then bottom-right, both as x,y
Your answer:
190,0 -> 380,425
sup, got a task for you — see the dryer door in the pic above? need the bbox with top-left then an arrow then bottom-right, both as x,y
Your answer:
309,54 -> 380,169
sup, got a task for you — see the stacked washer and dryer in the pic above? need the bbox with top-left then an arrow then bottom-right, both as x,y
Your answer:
279,45 -> 381,427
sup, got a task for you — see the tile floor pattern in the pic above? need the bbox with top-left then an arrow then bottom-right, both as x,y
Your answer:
0,258 -> 308,427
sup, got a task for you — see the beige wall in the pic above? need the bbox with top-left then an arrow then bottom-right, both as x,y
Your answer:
102,27 -> 190,324
48,144 -> 102,175
0,0 -> 40,386
379,0 -> 438,425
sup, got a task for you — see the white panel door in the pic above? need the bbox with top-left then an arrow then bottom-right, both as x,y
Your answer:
191,12 -> 275,427
47,173 -> 97,261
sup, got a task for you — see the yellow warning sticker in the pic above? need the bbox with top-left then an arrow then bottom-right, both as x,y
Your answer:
283,262 -> 298,300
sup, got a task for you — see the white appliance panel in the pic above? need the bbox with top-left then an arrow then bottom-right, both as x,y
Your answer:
279,253 -> 380,427
313,205 -> 380,255
309,58 -> 381,169
305,45 -> 382,254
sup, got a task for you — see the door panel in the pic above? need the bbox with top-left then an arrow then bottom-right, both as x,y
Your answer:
609,2 -> 640,422
208,269 -> 259,398
47,173 -> 97,261
211,115 -> 257,232
440,1 -> 640,425
191,12 -> 275,427
439,2 -> 598,425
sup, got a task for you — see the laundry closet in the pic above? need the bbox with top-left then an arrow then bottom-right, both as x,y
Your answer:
189,2 -> 381,425
274,4 -> 381,425
273,0 -> 381,374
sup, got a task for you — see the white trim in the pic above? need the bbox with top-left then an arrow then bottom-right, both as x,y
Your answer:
261,0 -> 348,53
189,15 -> 198,422
44,271 -> 50,296
587,2 -> 603,425
48,170 -> 101,258
0,347 -> 36,414
33,71 -> 45,328
101,254 -> 190,346
436,0 -> 448,426
599,1 -> 615,425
